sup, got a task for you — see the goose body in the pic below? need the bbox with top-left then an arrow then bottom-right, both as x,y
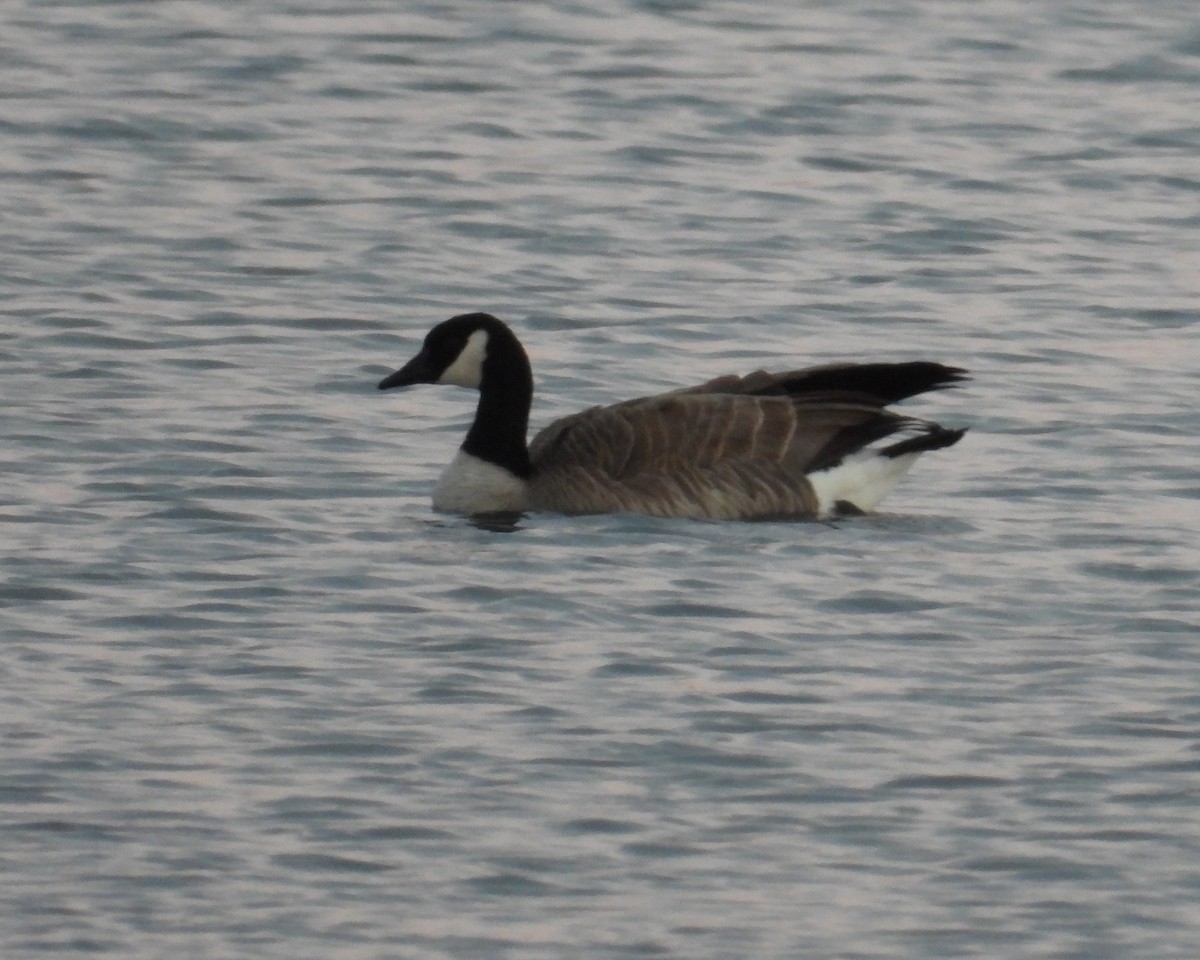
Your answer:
378,313 -> 968,520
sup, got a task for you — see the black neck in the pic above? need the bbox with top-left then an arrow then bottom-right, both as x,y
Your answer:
461,328 -> 534,478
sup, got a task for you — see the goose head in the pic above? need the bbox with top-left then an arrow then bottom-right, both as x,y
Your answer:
377,312 -> 528,392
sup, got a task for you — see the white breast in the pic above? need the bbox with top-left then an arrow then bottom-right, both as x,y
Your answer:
432,449 -> 528,514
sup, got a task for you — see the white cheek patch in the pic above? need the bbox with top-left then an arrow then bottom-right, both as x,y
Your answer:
437,328 -> 489,388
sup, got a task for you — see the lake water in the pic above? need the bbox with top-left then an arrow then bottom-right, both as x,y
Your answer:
2,1 -> 1199,958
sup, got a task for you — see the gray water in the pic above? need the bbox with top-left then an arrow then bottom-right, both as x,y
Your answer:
3,1 -> 1199,958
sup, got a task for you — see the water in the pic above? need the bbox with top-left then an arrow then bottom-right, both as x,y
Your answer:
3,1 -> 1199,957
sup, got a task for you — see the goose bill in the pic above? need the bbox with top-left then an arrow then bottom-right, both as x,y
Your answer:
378,351 -> 434,390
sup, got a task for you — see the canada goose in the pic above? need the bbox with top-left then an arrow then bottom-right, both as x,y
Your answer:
377,312 -> 968,520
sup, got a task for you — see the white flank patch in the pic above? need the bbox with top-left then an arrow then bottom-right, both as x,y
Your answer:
437,328 -> 489,388
433,449 -> 528,514
807,450 -> 921,518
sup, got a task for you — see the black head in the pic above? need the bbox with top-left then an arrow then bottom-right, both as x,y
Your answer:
378,313 -> 515,391
376,313 -> 535,478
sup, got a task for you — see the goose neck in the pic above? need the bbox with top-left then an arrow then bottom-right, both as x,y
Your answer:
462,354 -> 533,478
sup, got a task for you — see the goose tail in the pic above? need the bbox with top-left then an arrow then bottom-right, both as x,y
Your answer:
807,423 -> 966,518
880,424 -> 967,459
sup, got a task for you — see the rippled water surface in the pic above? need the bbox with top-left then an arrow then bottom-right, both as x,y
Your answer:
3,1 -> 1199,958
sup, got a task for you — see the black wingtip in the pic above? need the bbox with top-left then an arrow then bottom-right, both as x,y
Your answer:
776,362 -> 970,405
934,366 -> 971,390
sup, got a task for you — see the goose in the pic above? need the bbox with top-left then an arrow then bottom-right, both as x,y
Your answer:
377,312 -> 968,520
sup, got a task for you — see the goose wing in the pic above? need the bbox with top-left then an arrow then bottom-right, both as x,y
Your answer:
527,392 -> 906,519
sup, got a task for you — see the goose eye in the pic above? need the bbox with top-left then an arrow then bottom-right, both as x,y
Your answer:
429,336 -> 463,365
